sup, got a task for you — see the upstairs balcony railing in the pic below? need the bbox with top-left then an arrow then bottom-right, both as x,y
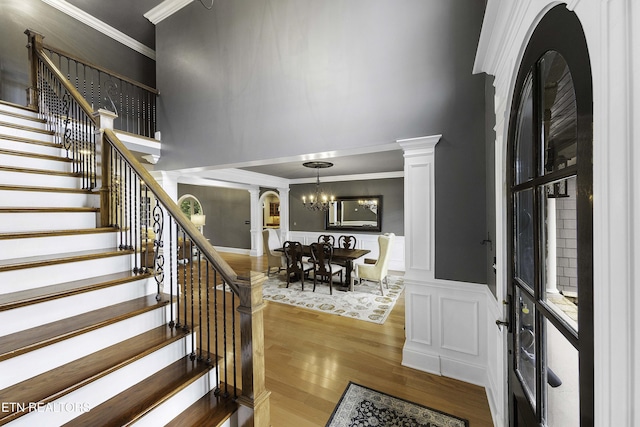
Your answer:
26,30 -> 159,139
25,29 -> 270,426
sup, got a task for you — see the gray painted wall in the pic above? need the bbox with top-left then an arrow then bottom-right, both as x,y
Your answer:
289,178 -> 403,235
485,76 -> 497,297
178,184 -> 252,249
156,0 -> 488,284
0,0 -> 155,105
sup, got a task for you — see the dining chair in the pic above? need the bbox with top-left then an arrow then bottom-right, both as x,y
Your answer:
283,241 -> 313,289
262,229 -> 285,276
351,233 -> 395,295
337,235 -> 357,249
310,242 -> 344,295
317,234 -> 336,246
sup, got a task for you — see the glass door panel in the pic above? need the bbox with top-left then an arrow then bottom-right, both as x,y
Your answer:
514,189 -> 535,291
541,176 -> 578,331
545,318 -> 579,426
540,52 -> 577,175
515,74 -> 535,185
516,288 -> 537,409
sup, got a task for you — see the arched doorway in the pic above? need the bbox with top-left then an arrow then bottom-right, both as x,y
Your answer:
506,5 -> 593,426
177,194 -> 206,232
260,191 -> 280,230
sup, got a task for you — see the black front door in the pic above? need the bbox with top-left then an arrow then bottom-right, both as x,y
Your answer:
506,6 -> 593,426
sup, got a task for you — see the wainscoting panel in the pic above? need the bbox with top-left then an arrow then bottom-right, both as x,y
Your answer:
408,293 -> 432,346
440,298 -> 479,356
402,277 -> 489,387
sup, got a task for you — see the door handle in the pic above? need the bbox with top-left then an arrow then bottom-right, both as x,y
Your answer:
495,319 -> 510,329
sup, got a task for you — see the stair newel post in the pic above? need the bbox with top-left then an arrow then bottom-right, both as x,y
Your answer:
92,109 -> 118,229
235,272 -> 271,427
24,29 -> 44,110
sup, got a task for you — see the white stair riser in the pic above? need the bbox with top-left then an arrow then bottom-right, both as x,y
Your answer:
0,169 -> 81,189
0,304 -> 177,391
0,255 -> 132,293
0,115 -> 46,130
7,333 -> 193,427
136,369 -> 219,427
0,104 -> 37,117
0,190 -> 99,208
0,232 -> 118,261
0,153 -> 72,172
0,138 -> 63,156
0,277 -> 157,337
0,125 -> 52,143
0,211 -> 97,232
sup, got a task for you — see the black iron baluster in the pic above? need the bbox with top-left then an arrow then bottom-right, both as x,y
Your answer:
198,249 -> 203,361
169,218 -> 175,328
190,239 -> 196,361
231,290 -> 237,398
213,269 -> 221,395
206,259 -> 211,364
153,197 -> 164,300
182,228 -> 189,332
222,278 -> 229,397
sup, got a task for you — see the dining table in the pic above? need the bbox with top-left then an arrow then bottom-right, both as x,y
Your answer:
276,244 -> 370,287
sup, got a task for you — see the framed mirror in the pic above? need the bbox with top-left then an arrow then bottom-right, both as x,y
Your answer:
325,196 -> 382,232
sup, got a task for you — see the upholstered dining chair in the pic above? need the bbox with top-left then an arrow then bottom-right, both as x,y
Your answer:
283,241 -> 313,289
317,234 -> 335,246
310,242 -> 344,295
351,233 -> 395,295
262,229 -> 285,276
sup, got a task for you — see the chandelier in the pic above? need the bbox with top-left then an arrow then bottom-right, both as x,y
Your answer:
302,161 -> 335,212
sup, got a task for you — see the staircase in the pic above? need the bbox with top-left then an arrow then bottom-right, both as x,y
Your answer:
0,101 -> 238,426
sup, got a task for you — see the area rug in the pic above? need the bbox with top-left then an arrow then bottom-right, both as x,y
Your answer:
259,273 -> 404,324
326,382 -> 469,427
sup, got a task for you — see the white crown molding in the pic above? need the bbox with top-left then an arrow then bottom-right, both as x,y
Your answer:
144,0 -> 194,25
40,0 -> 156,60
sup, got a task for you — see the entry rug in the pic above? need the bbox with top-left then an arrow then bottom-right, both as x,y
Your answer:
261,274 -> 404,324
326,382 -> 469,427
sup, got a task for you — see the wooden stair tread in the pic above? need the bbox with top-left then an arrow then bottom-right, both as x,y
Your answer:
63,355 -> 215,427
165,388 -> 238,427
0,293 -> 170,362
0,100 -> 37,113
0,206 -> 98,213
0,147 -> 71,162
0,109 -> 45,123
0,248 -> 132,271
0,227 -> 116,240
0,133 -> 60,148
0,121 -> 54,135
0,184 -> 99,194
0,270 -> 153,312
0,324 -> 188,426
0,164 -> 81,177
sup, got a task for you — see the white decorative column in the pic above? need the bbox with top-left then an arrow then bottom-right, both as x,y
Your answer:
398,135 -> 442,374
399,135 -> 441,282
277,187 -> 290,243
249,188 -> 261,256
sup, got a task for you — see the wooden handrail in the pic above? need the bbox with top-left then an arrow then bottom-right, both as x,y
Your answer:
102,128 -> 239,290
42,42 -> 159,95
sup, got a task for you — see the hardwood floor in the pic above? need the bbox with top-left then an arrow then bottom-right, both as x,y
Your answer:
220,252 -> 494,426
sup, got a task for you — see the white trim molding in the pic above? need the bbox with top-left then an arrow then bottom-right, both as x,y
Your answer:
40,0 -> 156,60
144,0 -> 194,25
